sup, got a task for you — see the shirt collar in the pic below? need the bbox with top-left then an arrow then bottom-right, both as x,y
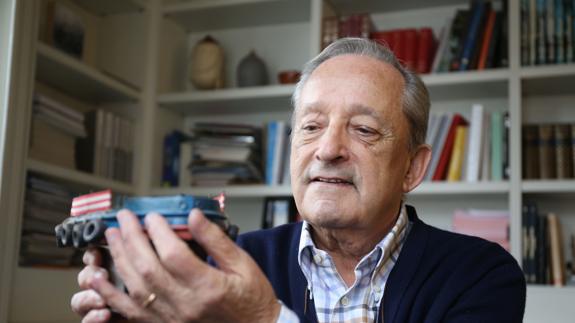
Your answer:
297,203 -> 410,283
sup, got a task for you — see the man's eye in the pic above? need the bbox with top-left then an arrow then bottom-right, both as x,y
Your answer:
302,124 -> 319,132
356,126 -> 376,135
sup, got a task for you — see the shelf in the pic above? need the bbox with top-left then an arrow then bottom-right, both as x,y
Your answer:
35,43 -> 140,103
422,69 -> 510,101
410,181 -> 510,195
522,180 -> 575,194
163,0 -> 311,32
26,159 -> 134,195
151,181 -> 510,198
521,64 -> 575,96
73,0 -> 146,15
151,184 -> 291,198
329,0 -> 465,15
158,84 -> 295,115
525,285 -> 575,323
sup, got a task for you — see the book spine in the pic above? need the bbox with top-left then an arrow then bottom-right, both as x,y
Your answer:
416,28 -> 434,74
447,126 -> 468,181
466,104 -> 485,182
459,1 -> 487,71
265,122 -> 277,185
478,10 -> 496,69
433,115 -> 466,181
404,29 -> 418,71
522,0 -> 531,65
547,213 -> 566,286
491,111 -> 503,180
431,18 -> 453,73
565,0 -> 574,62
529,0 -> 537,65
536,0 -> 547,64
547,0 -> 556,63
538,124 -> 556,179
523,124 -> 540,179
556,0 -> 565,63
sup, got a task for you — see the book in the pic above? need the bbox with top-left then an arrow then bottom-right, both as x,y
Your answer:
416,28 -> 435,74
538,124 -> 556,179
452,208 -> 510,251
431,18 -> 453,73
459,1 -> 488,71
522,124 -> 540,179
536,0 -> 547,64
546,0 -> 556,63
480,112 -> 491,181
466,104 -> 485,182
554,124 -> 573,178
529,0 -> 537,65
179,141 -> 193,187
450,9 -> 472,71
547,213 -> 566,286
556,0 -> 565,63
433,114 -> 468,181
29,118 -> 76,169
47,1 -> 85,59
485,11 -> 504,68
477,9 -> 497,69
490,111 -> 504,181
426,114 -> 453,181
447,125 -> 469,182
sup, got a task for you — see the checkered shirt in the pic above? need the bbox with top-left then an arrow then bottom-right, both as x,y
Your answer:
277,204 -> 411,323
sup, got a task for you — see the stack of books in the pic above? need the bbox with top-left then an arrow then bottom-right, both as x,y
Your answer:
452,208 -> 510,251
425,105 -> 509,182
76,109 -> 134,183
371,28 -> 437,74
29,93 -> 87,169
184,123 -> 264,187
521,0 -> 575,66
19,176 -> 79,267
322,13 -> 373,49
522,201 -> 569,286
522,123 -> 575,179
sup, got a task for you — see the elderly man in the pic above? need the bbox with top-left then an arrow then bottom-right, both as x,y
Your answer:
72,38 -> 526,323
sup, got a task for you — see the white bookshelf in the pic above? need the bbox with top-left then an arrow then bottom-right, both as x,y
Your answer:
26,159 -> 135,194
522,180 -> 575,194
163,0 -> 312,32
35,42 -> 140,102
158,84 -> 295,114
73,0 -> 146,15
520,64 -> 575,96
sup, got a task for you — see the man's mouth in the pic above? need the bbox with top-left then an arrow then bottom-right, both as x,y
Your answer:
311,177 -> 353,185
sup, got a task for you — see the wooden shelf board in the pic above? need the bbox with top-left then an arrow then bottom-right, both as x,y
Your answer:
151,185 -> 291,198
410,181 -> 510,195
521,64 -> 575,96
423,69 -> 510,101
151,182 -> 509,198
158,84 -> 295,115
329,0 -> 465,15
26,159 -> 134,194
73,0 -> 145,15
163,0 -> 311,32
35,43 -> 140,103
522,180 -> 575,193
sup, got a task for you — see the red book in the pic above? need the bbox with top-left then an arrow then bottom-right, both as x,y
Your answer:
416,28 -> 435,74
371,31 -> 394,50
432,114 -> 468,181
477,10 -> 496,70
404,29 -> 418,71
391,29 -> 404,61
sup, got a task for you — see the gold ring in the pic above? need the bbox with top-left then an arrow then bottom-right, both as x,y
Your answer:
141,293 -> 157,308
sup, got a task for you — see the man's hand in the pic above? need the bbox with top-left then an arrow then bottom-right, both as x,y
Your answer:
84,208 -> 281,322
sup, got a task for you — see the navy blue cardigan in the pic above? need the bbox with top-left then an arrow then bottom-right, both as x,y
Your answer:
236,205 -> 526,323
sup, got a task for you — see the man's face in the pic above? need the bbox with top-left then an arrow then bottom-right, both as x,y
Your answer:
290,55 -> 413,230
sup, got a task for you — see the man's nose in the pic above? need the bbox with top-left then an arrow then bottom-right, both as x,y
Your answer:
315,125 -> 350,163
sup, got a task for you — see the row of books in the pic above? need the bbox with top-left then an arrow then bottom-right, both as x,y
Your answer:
19,175 -> 81,267
261,197 -> 299,229
522,201 -> 573,286
321,0 -> 508,74
29,93 -> 87,170
432,0 -> 508,73
521,0 -> 575,66
523,123 -> 575,179
30,93 -> 134,183
76,109 -> 135,183
425,106 -> 509,182
452,208 -> 510,251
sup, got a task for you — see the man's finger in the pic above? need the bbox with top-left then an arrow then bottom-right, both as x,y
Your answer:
83,248 -> 102,266
116,210 -> 160,266
71,289 -> 107,316
145,213 -> 211,278
81,309 -> 111,323
187,209 -> 244,272
90,270 -> 147,322
78,266 -> 108,290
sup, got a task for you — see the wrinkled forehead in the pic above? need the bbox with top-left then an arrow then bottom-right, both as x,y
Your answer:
293,55 -> 405,123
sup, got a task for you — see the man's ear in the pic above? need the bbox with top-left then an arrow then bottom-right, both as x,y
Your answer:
403,144 -> 432,193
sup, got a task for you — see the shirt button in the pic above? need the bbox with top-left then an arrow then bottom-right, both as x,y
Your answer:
341,296 -> 349,306
313,254 -> 323,264
373,285 -> 381,293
